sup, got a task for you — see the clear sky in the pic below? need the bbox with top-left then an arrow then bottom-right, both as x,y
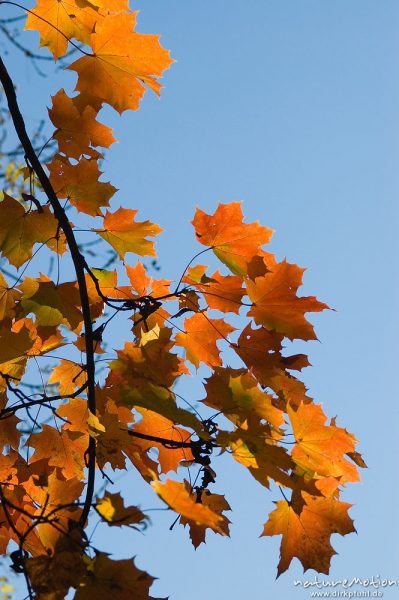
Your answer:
2,1 -> 399,599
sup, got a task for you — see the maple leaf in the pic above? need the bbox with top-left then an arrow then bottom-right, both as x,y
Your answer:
48,359 -> 87,395
246,260 -> 328,341
109,328 -> 188,389
0,272 -> 21,321
0,323 -> 35,387
26,534 -> 86,599
262,491 -> 356,575
19,275 -> 83,329
26,468 -> 84,550
234,323 -> 309,386
0,394 -> 20,450
132,408 -> 194,474
192,202 -> 273,275
75,552 -> 159,600
96,491 -> 147,527
0,195 -> 65,268
49,89 -> 116,159
119,383 -> 206,436
125,260 -> 171,298
184,266 -> 244,314
218,425 -> 295,489
69,12 -> 173,113
288,403 -> 359,483
25,0 -> 98,59
0,323 -> 34,365
203,368 -> 285,428
18,318 -> 66,356
29,424 -> 88,480
180,489 -> 231,548
152,479 -> 229,535
48,154 -> 117,216
0,0 -> 364,583
95,207 -> 162,259
174,312 -> 235,369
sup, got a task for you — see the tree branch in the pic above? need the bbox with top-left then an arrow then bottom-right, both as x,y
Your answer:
0,56 -> 96,530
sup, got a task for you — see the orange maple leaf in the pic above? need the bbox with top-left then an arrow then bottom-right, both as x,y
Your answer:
25,0 -> 98,59
203,368 -> 285,428
69,13 -> 173,113
288,403 -> 359,483
48,154 -> 117,216
95,207 -> 162,259
180,489 -> 231,548
0,195 -> 65,268
184,266 -> 244,314
246,260 -> 328,340
192,202 -> 273,275
132,408 -> 194,474
262,492 -> 355,575
96,491 -> 146,527
49,89 -> 116,159
174,312 -> 235,369
152,479 -> 229,535
48,359 -> 87,395
29,424 -> 88,480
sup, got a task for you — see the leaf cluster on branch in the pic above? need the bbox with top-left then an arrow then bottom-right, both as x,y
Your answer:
0,1 -> 365,598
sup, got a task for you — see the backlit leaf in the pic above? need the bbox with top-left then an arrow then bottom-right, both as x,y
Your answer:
96,207 -> 162,259
192,202 -> 273,275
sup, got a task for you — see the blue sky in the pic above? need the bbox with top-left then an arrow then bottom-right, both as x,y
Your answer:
2,1 -> 399,598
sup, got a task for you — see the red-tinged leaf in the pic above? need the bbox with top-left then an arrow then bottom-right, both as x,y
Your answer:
234,323 -> 309,390
69,12 -> 173,113
269,372 -> 313,407
246,260 -> 328,340
192,202 -> 273,275
0,195 -> 66,268
95,207 -> 162,259
152,479 -> 228,535
109,328 -> 188,389
94,412 -> 131,470
0,323 -> 34,364
132,408 -> 194,474
288,403 -> 359,483
48,154 -> 117,216
180,489 -> 231,548
185,266 -> 244,314
125,261 -> 171,298
174,312 -> 235,369
49,89 -> 116,159
262,492 -> 356,576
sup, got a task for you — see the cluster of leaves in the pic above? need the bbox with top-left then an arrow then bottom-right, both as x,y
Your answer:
0,1 -> 365,598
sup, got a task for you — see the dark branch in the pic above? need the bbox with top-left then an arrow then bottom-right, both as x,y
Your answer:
0,56 -> 96,530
